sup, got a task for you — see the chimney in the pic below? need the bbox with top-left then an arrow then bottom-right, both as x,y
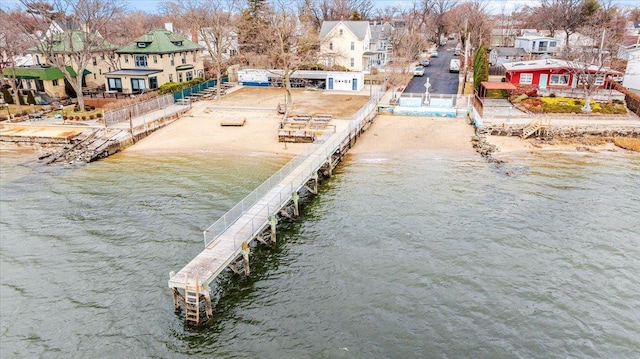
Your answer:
164,22 -> 173,32
191,26 -> 198,43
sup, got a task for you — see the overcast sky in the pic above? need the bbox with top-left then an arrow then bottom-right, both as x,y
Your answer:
2,0 -> 638,16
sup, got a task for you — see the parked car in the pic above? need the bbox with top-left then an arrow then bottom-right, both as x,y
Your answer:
430,50 -> 438,58
449,59 -> 460,73
413,66 -> 425,76
420,59 -> 430,67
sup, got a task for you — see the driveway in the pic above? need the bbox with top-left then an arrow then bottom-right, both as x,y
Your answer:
404,40 -> 461,95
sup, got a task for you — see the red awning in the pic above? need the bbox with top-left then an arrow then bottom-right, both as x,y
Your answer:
481,81 -> 516,90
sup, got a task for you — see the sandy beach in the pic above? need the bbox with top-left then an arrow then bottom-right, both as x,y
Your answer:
117,86 -> 635,159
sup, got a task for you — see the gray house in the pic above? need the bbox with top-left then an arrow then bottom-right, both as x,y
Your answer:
489,47 -> 527,66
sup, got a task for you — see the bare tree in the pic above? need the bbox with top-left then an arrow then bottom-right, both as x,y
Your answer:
261,0 -> 321,105
563,1 -> 621,113
0,10 -> 35,114
163,0 -> 238,101
21,0 -> 124,110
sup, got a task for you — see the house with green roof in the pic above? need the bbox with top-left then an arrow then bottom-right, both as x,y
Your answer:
28,30 -> 118,90
104,29 -> 204,93
2,65 -> 82,99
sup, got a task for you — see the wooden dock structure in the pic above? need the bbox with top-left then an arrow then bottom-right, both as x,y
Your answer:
168,93 -> 381,325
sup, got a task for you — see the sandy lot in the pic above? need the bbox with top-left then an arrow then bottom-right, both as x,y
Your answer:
125,87 -> 370,157
349,114 -> 477,154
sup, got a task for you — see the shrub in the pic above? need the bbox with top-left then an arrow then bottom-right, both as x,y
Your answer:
81,115 -> 87,120
549,93 -> 556,98
96,112 -> 103,118
89,114 -> 95,119
526,89 -> 538,97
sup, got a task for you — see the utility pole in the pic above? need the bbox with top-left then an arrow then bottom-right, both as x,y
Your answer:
463,18 -> 469,91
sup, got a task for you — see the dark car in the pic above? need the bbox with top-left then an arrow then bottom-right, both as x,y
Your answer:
420,59 -> 431,67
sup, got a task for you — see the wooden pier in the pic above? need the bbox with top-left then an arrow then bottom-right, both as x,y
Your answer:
168,94 -> 380,325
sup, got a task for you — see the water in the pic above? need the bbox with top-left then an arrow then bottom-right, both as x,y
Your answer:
1,147 -> 639,358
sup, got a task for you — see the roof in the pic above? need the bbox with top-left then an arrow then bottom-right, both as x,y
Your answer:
2,65 -> 79,80
29,30 -> 117,53
103,69 -> 163,76
516,32 -> 556,41
117,30 -> 203,54
319,21 -> 370,40
502,59 -> 623,75
493,47 -> 527,56
481,81 -> 516,90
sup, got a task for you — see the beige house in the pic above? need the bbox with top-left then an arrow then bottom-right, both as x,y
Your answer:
1,65 -> 76,99
105,29 -> 204,93
28,30 -> 118,89
319,21 -> 372,72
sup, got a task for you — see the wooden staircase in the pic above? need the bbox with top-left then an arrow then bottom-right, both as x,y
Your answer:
184,276 -> 200,325
521,118 -> 550,139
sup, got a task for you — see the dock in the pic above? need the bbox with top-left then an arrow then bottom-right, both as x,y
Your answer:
168,93 -> 381,325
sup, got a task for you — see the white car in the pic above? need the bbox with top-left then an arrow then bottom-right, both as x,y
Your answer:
413,66 -> 425,76
449,59 -> 460,73
430,50 -> 438,58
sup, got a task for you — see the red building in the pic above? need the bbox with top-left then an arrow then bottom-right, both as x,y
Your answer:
502,59 -> 623,91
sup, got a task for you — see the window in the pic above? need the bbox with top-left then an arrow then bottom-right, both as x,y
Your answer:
52,79 -> 59,86
339,29 -> 343,36
149,76 -> 158,89
329,42 -> 333,51
181,53 -> 186,64
519,73 -> 533,84
153,55 -> 157,64
169,74 -> 173,82
108,78 -> 122,92
186,71 -> 193,81
135,55 -> 147,67
350,58 -> 354,67
550,41 -> 557,47
100,54 -> 105,60
178,72 -> 183,82
550,74 -> 569,85
124,55 -> 129,63
171,58 -> 174,66
92,57 -> 97,66
131,78 -> 146,92
350,42 -> 354,50
137,42 -> 147,48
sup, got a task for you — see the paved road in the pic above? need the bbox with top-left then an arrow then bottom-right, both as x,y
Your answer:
405,40 -> 461,95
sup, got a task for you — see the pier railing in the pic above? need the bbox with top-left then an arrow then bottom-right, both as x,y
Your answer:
203,86 -> 384,248
104,95 -> 174,126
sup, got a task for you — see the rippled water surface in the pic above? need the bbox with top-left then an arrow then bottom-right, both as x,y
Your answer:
1,148 -> 639,358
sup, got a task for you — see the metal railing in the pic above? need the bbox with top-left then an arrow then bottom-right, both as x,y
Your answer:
203,85 -> 385,248
104,94 -> 174,126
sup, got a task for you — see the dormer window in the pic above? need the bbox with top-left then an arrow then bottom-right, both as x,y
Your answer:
173,41 -> 183,46
137,42 -> 147,48
339,29 -> 343,36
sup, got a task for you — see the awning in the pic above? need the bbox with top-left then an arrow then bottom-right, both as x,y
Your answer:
104,69 -> 163,76
480,81 -> 516,90
176,65 -> 194,71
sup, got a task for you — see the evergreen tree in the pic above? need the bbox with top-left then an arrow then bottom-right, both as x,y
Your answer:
238,0 -> 269,54
473,43 -> 489,91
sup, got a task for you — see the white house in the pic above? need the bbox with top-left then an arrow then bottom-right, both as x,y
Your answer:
319,21 -> 372,72
622,47 -> 640,91
514,32 -> 559,56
